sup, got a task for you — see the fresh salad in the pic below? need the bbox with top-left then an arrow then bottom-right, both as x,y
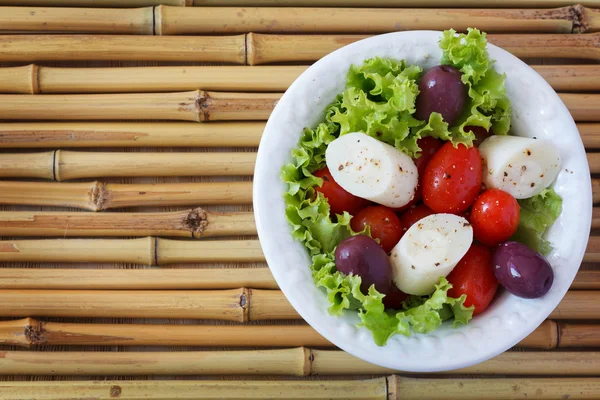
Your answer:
281,28 -> 563,346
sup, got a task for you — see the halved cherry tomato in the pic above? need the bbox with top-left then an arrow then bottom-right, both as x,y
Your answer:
466,126 -> 492,147
350,206 -> 403,253
422,142 -> 482,213
399,204 -> 435,230
313,167 -> 371,216
383,285 -> 409,309
447,243 -> 498,315
392,137 -> 443,213
470,189 -> 520,246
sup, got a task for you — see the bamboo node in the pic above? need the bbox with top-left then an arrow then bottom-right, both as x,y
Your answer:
197,91 -> 210,121
303,347 -> 313,376
91,181 -> 110,211
31,64 -> 40,94
183,208 -> 208,237
23,318 -> 46,346
574,4 -> 588,33
240,288 -> 249,323
109,385 -> 122,398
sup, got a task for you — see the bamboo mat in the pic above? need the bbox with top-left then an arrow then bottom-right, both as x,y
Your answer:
0,2 -> 599,400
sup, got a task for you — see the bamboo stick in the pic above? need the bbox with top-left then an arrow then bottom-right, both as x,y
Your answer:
585,236 -> 600,262
156,5 -> 580,35
3,348 -> 600,376
0,90 -> 201,121
0,379 -> 387,400
0,121 -> 265,148
246,33 -> 600,65
572,270 -> 600,290
579,123 -> 600,149
310,349 -> 600,376
0,0 -> 189,6
0,289 -> 293,321
54,151 -> 256,180
533,66 -> 600,92
0,33 -> 598,64
587,153 -> 600,175
3,0 -> 600,6
0,267 -> 595,291
0,288 -> 292,321
0,348 -> 311,376
0,268 -> 278,290
388,376 -> 600,400
0,318 -> 331,348
0,151 -> 256,180
0,35 -> 245,63
595,179 -> 600,204
549,291 -> 600,320
0,238 -> 265,265
6,377 -> 600,400
37,66 -> 305,93
192,0 -> 600,6
560,93 -> 600,122
0,180 -> 254,210
517,320 -> 557,350
0,151 -> 54,180
0,6 -> 153,34
560,323 -> 600,348
0,90 -> 276,122
0,65 -> 37,94
0,237 -> 157,265
0,209 -> 256,238
156,238 -> 265,264
0,317 -> 561,349
0,91 -> 277,121
3,65 -> 600,95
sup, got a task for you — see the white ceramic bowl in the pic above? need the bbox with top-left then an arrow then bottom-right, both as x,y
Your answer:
253,31 -> 592,372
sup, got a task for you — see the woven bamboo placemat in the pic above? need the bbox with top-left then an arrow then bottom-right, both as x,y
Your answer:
0,1 -> 599,399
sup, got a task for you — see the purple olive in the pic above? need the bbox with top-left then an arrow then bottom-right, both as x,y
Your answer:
415,65 -> 467,126
492,241 -> 554,299
335,235 -> 392,294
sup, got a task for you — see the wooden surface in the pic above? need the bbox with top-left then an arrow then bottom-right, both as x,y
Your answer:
0,2 -> 599,400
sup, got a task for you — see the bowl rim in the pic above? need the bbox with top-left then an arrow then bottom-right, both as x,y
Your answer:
253,30 -> 592,372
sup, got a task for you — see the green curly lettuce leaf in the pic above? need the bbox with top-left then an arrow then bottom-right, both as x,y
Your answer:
511,188 -> 563,255
331,58 -> 424,157
440,28 -> 512,139
357,278 -> 474,346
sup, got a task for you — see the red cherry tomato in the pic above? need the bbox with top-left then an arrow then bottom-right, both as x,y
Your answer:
422,142 -> 482,213
313,167 -> 371,216
399,204 -> 435,230
470,189 -> 520,246
392,137 -> 443,213
466,126 -> 492,147
350,206 -> 404,253
383,285 -> 409,309
447,243 -> 499,315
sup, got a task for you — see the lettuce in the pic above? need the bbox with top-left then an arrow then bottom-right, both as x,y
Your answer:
357,278 -> 474,346
331,57 -> 424,157
440,28 -> 512,138
512,189 -> 563,255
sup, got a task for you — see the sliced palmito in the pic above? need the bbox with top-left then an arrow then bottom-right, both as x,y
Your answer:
390,213 -> 473,296
479,135 -> 561,199
325,132 -> 418,208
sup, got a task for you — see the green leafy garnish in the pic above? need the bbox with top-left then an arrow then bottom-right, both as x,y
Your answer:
512,188 -> 563,255
440,28 -> 512,139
